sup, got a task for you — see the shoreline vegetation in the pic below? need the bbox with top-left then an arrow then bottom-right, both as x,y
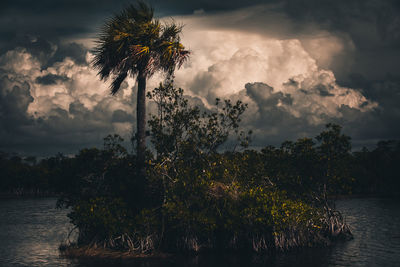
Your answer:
58,207 -> 352,259
1,82 -> 399,258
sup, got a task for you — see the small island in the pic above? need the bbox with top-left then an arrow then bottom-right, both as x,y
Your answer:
55,82 -> 355,257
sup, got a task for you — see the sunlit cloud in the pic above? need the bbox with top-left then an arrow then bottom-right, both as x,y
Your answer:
1,1 -> 398,154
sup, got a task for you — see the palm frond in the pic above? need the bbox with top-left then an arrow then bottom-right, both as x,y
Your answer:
160,23 -> 183,41
125,1 -> 153,23
111,72 -> 128,95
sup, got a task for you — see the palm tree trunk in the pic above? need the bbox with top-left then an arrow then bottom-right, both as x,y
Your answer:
136,70 -> 146,178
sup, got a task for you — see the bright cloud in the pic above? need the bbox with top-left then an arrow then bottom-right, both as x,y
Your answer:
0,9 -> 379,154
169,26 -> 376,123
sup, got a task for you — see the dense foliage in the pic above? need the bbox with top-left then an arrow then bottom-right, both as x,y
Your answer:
1,83 -> 399,253
1,125 -> 398,199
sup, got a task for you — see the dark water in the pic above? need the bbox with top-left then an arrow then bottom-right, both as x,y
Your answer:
0,198 -> 399,267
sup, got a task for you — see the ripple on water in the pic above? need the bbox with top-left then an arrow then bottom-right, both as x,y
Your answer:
0,197 -> 399,267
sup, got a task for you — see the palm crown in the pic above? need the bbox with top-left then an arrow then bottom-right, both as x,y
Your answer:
92,1 -> 190,94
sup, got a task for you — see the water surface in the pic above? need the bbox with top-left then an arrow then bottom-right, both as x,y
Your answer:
0,197 -> 399,266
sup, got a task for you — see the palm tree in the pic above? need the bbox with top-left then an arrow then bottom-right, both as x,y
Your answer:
92,1 -> 189,177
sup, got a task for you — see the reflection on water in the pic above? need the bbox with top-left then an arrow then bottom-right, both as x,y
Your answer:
0,198 -> 73,266
330,198 -> 400,267
0,197 -> 399,267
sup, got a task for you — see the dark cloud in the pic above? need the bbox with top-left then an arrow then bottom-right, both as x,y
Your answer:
282,0 -> 400,82
283,0 -> 400,40
112,109 -> 134,123
50,42 -> 88,66
0,35 -> 89,71
1,0 -> 398,82
0,0 -> 399,155
0,1 -> 122,39
315,85 -> 335,97
0,46 -> 134,155
239,77 -> 387,149
0,79 -> 33,127
246,83 -> 293,108
35,74 -> 70,85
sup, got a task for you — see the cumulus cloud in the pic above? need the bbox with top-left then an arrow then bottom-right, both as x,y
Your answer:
155,22 -> 379,147
0,46 -> 138,155
174,31 -> 316,100
1,1 -> 399,154
172,27 -> 376,119
0,24 -> 380,154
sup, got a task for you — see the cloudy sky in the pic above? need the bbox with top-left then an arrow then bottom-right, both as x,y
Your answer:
1,0 -> 399,156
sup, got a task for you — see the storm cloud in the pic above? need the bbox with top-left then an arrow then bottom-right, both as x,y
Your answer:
0,46 -> 136,155
0,0 -> 399,155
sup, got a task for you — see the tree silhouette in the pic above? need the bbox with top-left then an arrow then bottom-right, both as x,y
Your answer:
92,1 -> 189,177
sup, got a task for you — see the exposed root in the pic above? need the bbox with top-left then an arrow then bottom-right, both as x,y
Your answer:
323,208 -> 353,240
59,244 -> 170,259
61,204 -> 352,257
